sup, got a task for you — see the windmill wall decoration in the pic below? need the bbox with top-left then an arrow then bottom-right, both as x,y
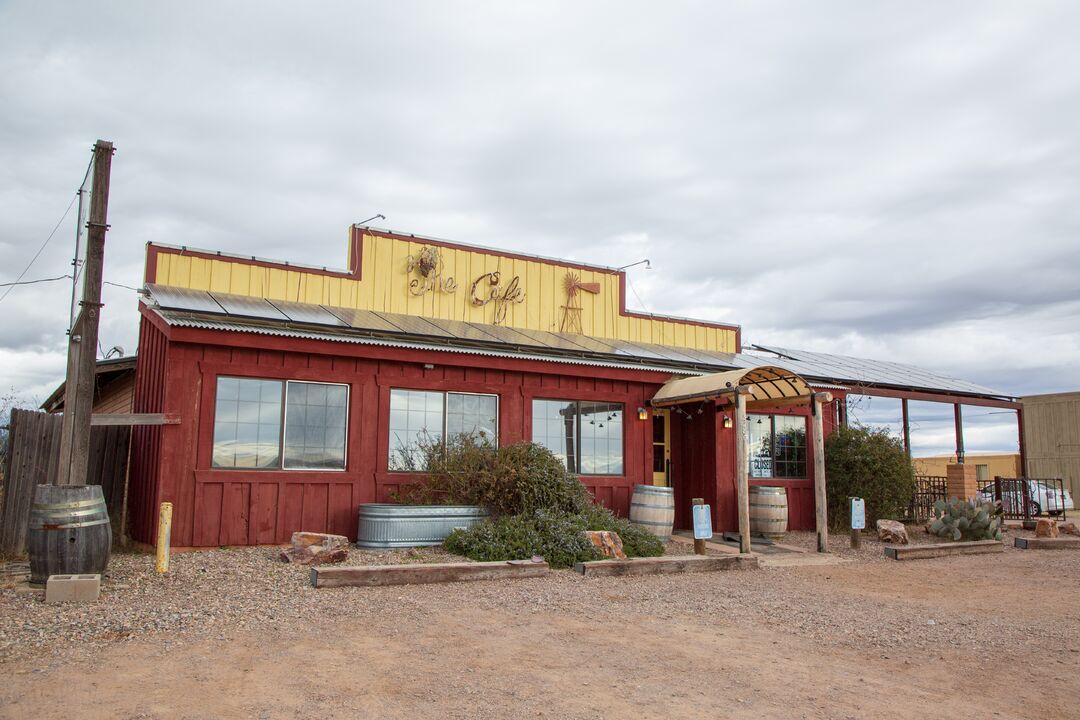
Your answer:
559,271 -> 601,333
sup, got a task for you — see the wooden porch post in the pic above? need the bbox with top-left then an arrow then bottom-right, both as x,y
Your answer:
812,391 -> 832,553
954,403 -> 965,464
901,398 -> 911,459
734,387 -> 752,554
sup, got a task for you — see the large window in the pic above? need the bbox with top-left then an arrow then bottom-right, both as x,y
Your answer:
532,400 -> 623,475
212,377 -> 348,470
388,389 -> 498,470
748,414 -> 807,478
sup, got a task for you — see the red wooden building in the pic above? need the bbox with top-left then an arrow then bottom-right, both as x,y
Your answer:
126,226 -> 1018,547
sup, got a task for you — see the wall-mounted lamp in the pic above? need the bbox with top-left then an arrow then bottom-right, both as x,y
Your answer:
722,415 -> 733,429
617,259 -> 652,271
423,363 -> 435,370
637,407 -> 648,421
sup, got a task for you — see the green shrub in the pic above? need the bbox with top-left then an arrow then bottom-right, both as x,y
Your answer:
394,435 -> 591,517
401,436 -> 661,565
580,503 -> 664,558
444,510 -> 600,569
824,425 -> 916,529
929,497 -> 1004,541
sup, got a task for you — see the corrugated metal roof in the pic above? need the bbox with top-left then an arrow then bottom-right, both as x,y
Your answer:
143,287 -> 1014,401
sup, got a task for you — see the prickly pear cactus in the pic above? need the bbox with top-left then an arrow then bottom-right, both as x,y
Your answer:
929,498 -> 1004,542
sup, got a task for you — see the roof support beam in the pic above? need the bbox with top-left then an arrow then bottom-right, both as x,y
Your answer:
843,384 -> 1019,410
954,404 -> 965,465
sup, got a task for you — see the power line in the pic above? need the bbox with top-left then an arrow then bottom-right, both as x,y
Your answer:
0,274 -> 72,288
103,280 -> 143,293
0,157 -> 92,307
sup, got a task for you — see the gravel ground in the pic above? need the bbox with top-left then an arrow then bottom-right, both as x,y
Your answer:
2,524 -> 1076,667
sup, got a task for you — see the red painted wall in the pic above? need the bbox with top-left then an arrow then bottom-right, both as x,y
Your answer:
127,307 -> 844,546
129,311 -> 668,547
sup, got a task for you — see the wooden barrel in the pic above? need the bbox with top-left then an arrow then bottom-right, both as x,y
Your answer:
629,484 -> 675,541
749,486 -> 788,541
28,485 -> 112,586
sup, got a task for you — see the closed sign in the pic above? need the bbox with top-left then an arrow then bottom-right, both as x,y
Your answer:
850,497 -> 866,530
692,504 -> 713,540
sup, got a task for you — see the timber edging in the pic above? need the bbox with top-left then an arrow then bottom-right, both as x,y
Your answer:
1014,536 -> 1080,550
310,559 -> 549,588
573,554 -> 759,577
883,540 -> 1003,560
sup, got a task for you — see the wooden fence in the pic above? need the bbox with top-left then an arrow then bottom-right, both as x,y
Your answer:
0,409 -> 131,556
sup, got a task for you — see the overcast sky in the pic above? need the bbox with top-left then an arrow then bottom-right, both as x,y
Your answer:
1,1 -> 1078,456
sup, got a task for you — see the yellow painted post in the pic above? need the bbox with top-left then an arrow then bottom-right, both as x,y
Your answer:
156,502 -> 173,574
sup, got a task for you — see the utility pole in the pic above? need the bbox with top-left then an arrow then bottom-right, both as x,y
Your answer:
57,140 -> 114,486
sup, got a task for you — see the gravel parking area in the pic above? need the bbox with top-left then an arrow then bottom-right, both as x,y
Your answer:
2,527 -> 1078,718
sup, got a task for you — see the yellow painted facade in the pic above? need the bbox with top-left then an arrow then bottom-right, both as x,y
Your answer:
150,229 -> 739,352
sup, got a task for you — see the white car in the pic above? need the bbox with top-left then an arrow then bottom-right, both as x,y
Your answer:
977,480 -> 1074,517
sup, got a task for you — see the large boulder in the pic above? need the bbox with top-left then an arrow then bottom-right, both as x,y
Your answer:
1035,519 -> 1059,538
876,519 -> 909,545
585,530 -> 627,559
280,531 -> 350,565
1058,521 -> 1080,537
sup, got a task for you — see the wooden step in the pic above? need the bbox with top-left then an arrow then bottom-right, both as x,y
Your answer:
311,559 -> 549,588
574,554 -> 758,577
1013,536 -> 1080,550
884,540 -> 1003,560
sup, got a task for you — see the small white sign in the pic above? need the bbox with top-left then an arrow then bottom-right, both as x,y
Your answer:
693,504 -> 713,540
850,497 -> 866,530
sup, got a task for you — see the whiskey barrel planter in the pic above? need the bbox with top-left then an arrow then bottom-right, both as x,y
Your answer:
27,485 -> 112,586
749,486 -> 788,541
629,485 -> 675,542
356,504 -> 488,548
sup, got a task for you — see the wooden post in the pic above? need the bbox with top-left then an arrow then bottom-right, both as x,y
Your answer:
1016,406 -> 1027,477
812,391 -> 832,553
156,502 -> 173,574
734,387 -> 751,554
692,497 -> 706,555
57,140 -> 114,486
850,527 -> 861,549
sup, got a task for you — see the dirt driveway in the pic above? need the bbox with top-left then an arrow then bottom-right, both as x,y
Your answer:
2,539 -> 1078,719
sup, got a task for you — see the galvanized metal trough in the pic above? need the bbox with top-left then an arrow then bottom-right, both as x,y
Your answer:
355,503 -> 488,548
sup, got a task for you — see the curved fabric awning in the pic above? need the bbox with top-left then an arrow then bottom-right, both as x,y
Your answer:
651,365 -> 813,407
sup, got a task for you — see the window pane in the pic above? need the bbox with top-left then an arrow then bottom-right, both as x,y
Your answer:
284,381 -> 348,470
446,392 -> 498,443
770,415 -> 807,478
388,389 -> 444,470
532,399 -> 578,472
212,378 -> 282,468
580,402 -> 623,475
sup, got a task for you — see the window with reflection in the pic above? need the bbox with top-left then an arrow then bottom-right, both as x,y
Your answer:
748,414 -> 807,478
212,377 -> 348,470
388,389 -> 498,471
532,399 -> 623,475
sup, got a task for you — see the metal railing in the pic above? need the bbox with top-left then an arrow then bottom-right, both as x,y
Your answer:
985,476 -> 1069,522
910,475 -> 948,522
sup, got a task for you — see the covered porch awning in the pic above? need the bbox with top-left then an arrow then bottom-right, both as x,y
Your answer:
651,365 -> 814,409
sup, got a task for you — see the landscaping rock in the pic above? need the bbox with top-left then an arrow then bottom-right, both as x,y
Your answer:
279,532 -> 350,565
876,520 -> 909,545
585,530 -> 627,559
1059,522 -> 1080,537
1035,519 -> 1058,538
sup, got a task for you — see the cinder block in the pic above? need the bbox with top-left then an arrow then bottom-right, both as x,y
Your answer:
45,574 -> 101,603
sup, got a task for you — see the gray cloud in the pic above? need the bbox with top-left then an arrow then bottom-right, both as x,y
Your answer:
1,1 -> 1078,452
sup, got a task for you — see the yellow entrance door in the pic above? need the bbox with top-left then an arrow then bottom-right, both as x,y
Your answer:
652,410 -> 671,486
